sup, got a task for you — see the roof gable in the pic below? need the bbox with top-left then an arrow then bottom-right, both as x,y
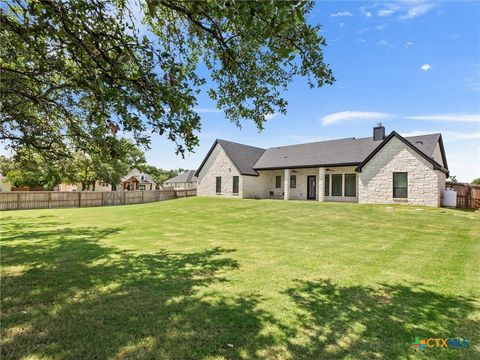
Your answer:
253,133 -> 445,170
121,170 -> 156,184
355,131 -> 448,174
195,139 -> 265,177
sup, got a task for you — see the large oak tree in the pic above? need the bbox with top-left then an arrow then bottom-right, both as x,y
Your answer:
1,0 -> 334,159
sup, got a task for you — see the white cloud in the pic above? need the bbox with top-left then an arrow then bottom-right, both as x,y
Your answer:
421,63 -> 431,71
359,7 -> 372,17
405,113 -> 480,122
404,41 -> 414,48
376,1 -> 437,20
356,39 -> 367,43
265,113 -> 278,120
399,2 -> 436,20
377,40 -> 391,47
330,11 -> 352,17
320,111 -> 392,126
378,9 -> 396,17
339,22 -> 345,28
376,25 -> 387,30
194,108 -> 222,113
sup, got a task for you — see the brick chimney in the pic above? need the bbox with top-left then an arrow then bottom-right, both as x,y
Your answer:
373,123 -> 385,141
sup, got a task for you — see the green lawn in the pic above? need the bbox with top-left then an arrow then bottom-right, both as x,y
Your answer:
1,197 -> 479,359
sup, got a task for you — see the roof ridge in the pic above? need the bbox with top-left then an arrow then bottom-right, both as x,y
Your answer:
266,136 -> 366,150
217,138 -> 265,151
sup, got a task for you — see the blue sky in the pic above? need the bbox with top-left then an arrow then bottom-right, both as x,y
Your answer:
144,0 -> 480,182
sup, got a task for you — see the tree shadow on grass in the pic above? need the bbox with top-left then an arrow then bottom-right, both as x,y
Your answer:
282,279 -> 479,359
1,223 -> 277,360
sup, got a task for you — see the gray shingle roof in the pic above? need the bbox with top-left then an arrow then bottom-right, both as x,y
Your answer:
253,133 -> 442,170
122,169 -> 156,184
217,140 -> 266,175
195,139 -> 266,176
165,170 -> 198,183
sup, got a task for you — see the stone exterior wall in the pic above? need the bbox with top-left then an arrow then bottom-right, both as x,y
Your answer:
197,137 -> 445,206
197,144 -> 243,197
243,167 -> 359,201
358,137 -> 445,206
243,168 -> 322,200
242,172 -> 270,198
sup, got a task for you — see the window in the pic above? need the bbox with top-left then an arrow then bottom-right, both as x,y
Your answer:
344,174 -> 356,197
331,174 -> 343,196
324,174 -> 330,196
216,177 -> 222,193
233,176 -> 239,194
275,175 -> 282,188
393,172 -> 408,198
290,175 -> 296,188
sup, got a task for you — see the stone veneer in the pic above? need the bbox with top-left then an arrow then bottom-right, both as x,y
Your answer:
358,137 -> 445,206
198,137 -> 446,207
197,144 -> 243,197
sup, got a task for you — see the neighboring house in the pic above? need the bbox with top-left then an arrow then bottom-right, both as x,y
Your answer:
0,174 -> 12,192
195,125 -> 449,207
163,170 -> 198,190
122,169 -> 156,190
56,181 -> 115,192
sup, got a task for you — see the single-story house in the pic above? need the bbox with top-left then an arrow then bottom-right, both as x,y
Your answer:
163,170 -> 198,189
0,174 -> 12,192
122,169 -> 156,191
56,181 -> 114,192
195,125 -> 449,207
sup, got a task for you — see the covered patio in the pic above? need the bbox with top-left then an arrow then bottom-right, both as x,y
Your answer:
253,166 -> 359,202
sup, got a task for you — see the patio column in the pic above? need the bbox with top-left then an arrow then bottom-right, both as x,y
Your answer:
284,169 -> 290,200
318,167 -> 325,202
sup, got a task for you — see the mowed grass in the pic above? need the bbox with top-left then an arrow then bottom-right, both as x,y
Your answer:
1,197 -> 479,360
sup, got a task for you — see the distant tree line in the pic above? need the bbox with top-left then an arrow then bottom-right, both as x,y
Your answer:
0,143 -> 189,190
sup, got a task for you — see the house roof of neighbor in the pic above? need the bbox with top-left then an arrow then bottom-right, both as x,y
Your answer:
165,170 -> 198,183
196,131 -> 448,176
122,169 -> 156,184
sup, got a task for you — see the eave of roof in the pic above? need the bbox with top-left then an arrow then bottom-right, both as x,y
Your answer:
195,139 -> 265,177
254,162 -> 361,171
355,131 -> 449,174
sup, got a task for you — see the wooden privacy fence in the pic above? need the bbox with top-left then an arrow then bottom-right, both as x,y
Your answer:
173,189 -> 197,198
445,182 -> 480,209
0,189 -> 196,211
